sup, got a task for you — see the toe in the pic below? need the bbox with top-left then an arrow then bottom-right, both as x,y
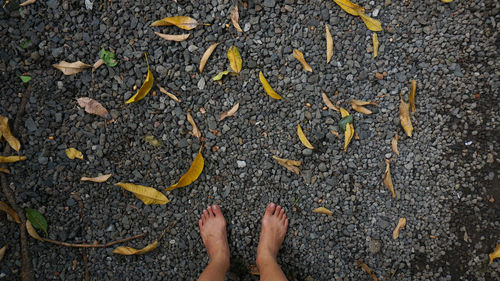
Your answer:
275,205 -> 282,216
207,206 -> 215,217
265,202 -> 276,216
279,208 -> 285,220
198,219 -> 203,228
212,205 -> 223,217
285,218 -> 289,228
202,209 -> 208,220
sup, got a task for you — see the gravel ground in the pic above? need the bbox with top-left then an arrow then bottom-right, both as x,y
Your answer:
1,0 -> 499,280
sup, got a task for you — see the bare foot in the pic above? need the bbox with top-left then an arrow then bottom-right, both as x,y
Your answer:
198,205 -> 230,270
257,202 -> 288,265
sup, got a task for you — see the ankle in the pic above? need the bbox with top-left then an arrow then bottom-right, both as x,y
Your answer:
209,253 -> 230,271
256,252 -> 276,268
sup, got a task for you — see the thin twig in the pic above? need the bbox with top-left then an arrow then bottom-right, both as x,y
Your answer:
71,192 -> 90,281
36,232 -> 147,248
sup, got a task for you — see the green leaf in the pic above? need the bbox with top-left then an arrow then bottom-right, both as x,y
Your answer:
20,76 -> 32,83
212,70 -> 231,81
21,39 -> 31,49
99,48 -> 118,67
25,208 -> 48,236
338,115 -> 353,133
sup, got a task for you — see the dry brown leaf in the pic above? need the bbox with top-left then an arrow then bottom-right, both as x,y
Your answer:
187,112 -> 201,138
53,61 -> 91,75
0,245 -> 6,261
19,0 -> 36,7
372,33 -> 379,58
158,86 -> 181,102
0,115 -> 20,152
26,221 -> 43,241
272,156 -> 301,175
166,147 -> 204,191
350,99 -> 378,106
313,207 -> 333,216
77,97 -> 110,119
355,260 -> 379,281
409,79 -> 417,112
116,183 -> 170,205
259,71 -> 282,99
489,243 -> 500,264
0,201 -> 21,223
248,264 -> 260,275
199,43 -> 219,73
351,104 -> 372,115
392,133 -> 399,156
325,25 -> 333,64
150,16 -> 198,30
322,92 -> 339,111
297,124 -> 314,149
230,4 -> 243,32
65,148 -> 83,160
393,217 -> 407,239
0,168 -> 9,174
383,159 -> 395,198
330,130 -> 339,138
0,156 -> 27,163
93,58 -> 104,70
154,32 -> 190,42
219,103 -> 240,121
399,98 -> 413,137
292,49 -> 312,72
80,174 -> 113,183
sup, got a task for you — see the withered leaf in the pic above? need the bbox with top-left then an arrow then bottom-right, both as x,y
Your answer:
272,156 -> 301,175
333,0 -> 364,16
187,112 -> 201,138
166,147 -> 204,191
53,61 -> 92,75
154,32 -> 190,42
372,33 -> 379,58
399,98 -> 413,137
355,260 -> 379,281
489,243 -> 500,264
65,148 -> 83,160
0,115 -> 20,151
0,156 -> 27,163
199,43 -> 219,73
259,71 -> 282,99
0,245 -> 6,261
313,207 -> 333,216
441,0 -> 453,3
359,13 -> 382,32
77,97 -> 110,119
350,99 -> 378,106
409,79 -> 417,112
292,49 -> 312,72
80,174 -> 113,183
0,201 -> 21,223
19,0 -> 36,7
158,86 -> 181,102
297,124 -> 314,149
351,104 -> 372,115
383,159 -> 395,198
227,46 -> 242,74
340,108 -> 354,151
113,241 -> 158,255
230,4 -> 243,32
212,70 -> 231,81
0,168 -> 9,174
219,103 -> 240,121
392,134 -> 399,156
125,54 -> 154,103
151,16 -> 198,30
325,25 -> 334,64
393,217 -> 407,239
248,264 -> 260,276
26,221 -> 43,241
143,135 -> 163,147
93,58 -> 104,70
116,183 -> 170,205
322,92 -> 339,111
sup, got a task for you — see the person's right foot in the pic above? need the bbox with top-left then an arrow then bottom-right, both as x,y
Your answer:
256,202 -> 288,264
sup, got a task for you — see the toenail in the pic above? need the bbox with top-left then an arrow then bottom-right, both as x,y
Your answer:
269,202 -> 275,208
212,205 -> 218,210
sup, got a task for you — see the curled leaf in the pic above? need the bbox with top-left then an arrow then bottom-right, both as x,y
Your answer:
292,49 -> 312,72
325,25 -> 334,64
230,4 -> 243,32
219,103 -> 240,121
26,208 -> 48,235
227,46 -> 242,74
158,86 -> 181,102
125,54 -> 154,104
65,148 -> 83,160
53,61 -> 92,75
313,207 -> 333,216
81,174 -> 113,183
383,159 -> 395,198
297,124 -> 314,149
26,221 -> 43,241
0,245 -> 6,261
154,32 -> 190,42
333,0 -> 364,16
0,156 -> 27,163
99,48 -> 118,67
399,98 -> 413,137
409,79 -> 417,112
187,112 -> 201,138
322,92 -> 339,111
151,16 -> 198,30
355,260 -> 379,281
392,134 -> 399,156
259,71 -> 282,99
212,70 -> 231,81
116,183 -> 170,205
0,115 -> 20,151
93,58 -> 104,70
392,217 -> 407,239
359,12 -> 382,32
199,43 -> 219,73
113,241 -> 158,255
166,147 -> 204,191
143,135 -> 163,147
272,156 -> 301,175
372,33 -> 379,58
489,243 -> 500,264
0,201 -> 21,223
77,97 -> 110,119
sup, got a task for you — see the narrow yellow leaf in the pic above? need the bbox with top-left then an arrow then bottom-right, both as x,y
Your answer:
297,124 -> 314,149
0,201 -> 21,223
392,134 -> 399,156
383,159 -> 395,198
332,0 -> 364,16
259,71 -> 282,99
115,183 -> 170,205
150,16 -> 198,30
187,112 -> 201,138
340,107 -> 350,118
272,156 -> 301,175
351,104 -> 372,115
0,168 -> 9,174
80,174 -> 113,183
199,43 -> 219,73
359,12 -> 383,32
154,32 -> 190,42
292,49 -> 312,72
409,79 -> 417,112
372,33 -> 379,58
53,61 -> 92,75
325,25 -> 334,64
113,240 -> 158,255
219,103 -> 240,121
399,98 -> 413,137
322,92 -> 339,111
166,147 -> 204,191
489,243 -> 500,264
0,115 -> 20,151
125,54 -> 154,104
158,86 -> 181,103
441,0 -> 453,3
26,221 -> 43,241
0,245 -> 6,261
313,207 -> 333,216
230,4 -> 243,32
227,46 -> 242,74
340,108 -> 354,151
0,156 -> 26,163
393,217 -> 406,239
65,148 -> 83,160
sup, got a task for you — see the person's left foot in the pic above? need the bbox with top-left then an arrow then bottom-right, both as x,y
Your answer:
198,205 -> 230,270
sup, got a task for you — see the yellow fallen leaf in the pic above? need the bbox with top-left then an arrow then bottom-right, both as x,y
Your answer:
150,16 -> 198,30
441,0 -> 453,3
409,79 -> 417,112
292,49 -> 312,72
0,156 -> 27,163
0,201 -> 21,223
199,43 -> 219,73
53,61 -> 92,75
113,240 -> 158,255
489,243 -> 500,264
325,25 -> 334,64
372,33 -> 379,58
0,115 -> 20,152
272,156 -> 301,175
143,135 -> 163,147
383,159 -> 395,198
19,0 -> 36,7
313,207 -> 333,216
166,147 -> 204,191
219,103 -> 240,121
65,148 -> 83,160
227,46 -> 242,74
154,32 -> 190,42
230,4 -> 243,32
359,12 -> 382,31
26,221 -> 43,241
158,86 -> 181,103
297,124 -> 314,149
116,183 -> 170,205
322,92 -> 339,111
125,54 -> 154,104
0,168 -> 9,174
340,108 -> 354,151
392,134 -> 399,156
212,70 -> 231,81
0,245 -> 6,262
332,0 -> 364,16
187,112 -> 201,138
399,98 -> 413,137
80,174 -> 113,183
350,99 -> 378,106
392,217 -> 406,239
351,104 -> 372,115
355,260 -> 379,281
259,71 -> 282,100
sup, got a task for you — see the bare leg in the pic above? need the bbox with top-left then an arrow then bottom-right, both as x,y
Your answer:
256,202 -> 289,281
197,205 -> 230,281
